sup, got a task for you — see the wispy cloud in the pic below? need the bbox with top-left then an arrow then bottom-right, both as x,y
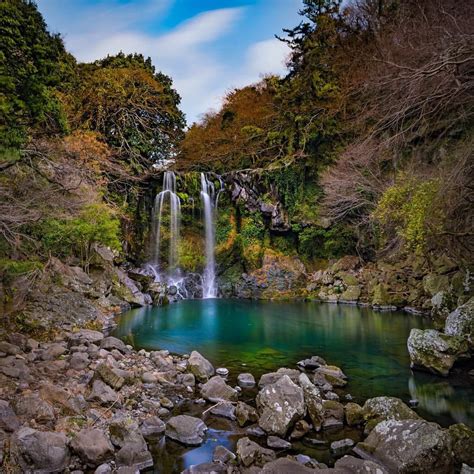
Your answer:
38,0 -> 291,123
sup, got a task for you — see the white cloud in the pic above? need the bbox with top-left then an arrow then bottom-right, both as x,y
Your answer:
38,1 -> 290,124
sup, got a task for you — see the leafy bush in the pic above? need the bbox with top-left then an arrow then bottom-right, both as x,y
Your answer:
37,203 -> 121,266
299,225 -> 355,260
0,258 -> 43,284
373,177 -> 441,254
178,236 -> 205,272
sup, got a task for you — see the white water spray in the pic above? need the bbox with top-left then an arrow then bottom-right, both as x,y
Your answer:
200,173 -> 218,298
150,171 -> 181,276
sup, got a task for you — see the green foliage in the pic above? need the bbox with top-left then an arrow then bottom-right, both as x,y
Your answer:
0,0 -> 76,151
178,237 -> 204,272
216,210 -> 233,245
0,258 -> 43,283
299,225 -> 355,260
36,203 -> 121,265
240,213 -> 265,246
373,177 -> 441,254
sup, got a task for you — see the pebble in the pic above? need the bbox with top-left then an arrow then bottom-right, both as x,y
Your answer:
216,367 -> 229,377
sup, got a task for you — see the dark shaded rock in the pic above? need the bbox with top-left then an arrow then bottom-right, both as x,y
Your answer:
260,457 -> 316,473
344,402 -> 364,426
0,400 -> 20,432
11,427 -> 69,472
330,438 -> 355,457
256,375 -> 305,437
449,423 -> 474,468
165,415 -> 207,446
236,402 -> 259,427
354,419 -> 452,473
267,435 -> 291,449
322,400 -> 344,429
101,337 -> 129,354
182,462 -> 228,473
115,442 -> 153,470
213,445 -> 236,463
14,393 -> 55,423
208,401 -> 236,420
237,372 -> 256,388
289,419 -> 311,440
140,416 -> 165,440
297,355 -> 327,371
70,428 -> 114,467
201,376 -> 238,403
236,437 -> 276,467
334,455 -> 388,473
68,329 -> 104,346
88,379 -> 118,405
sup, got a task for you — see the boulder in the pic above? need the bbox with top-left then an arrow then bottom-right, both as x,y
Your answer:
40,382 -> 84,415
256,375 -> 305,437
330,438 -> 355,457
362,396 -> 420,432
70,428 -> 114,466
445,298 -> 474,349
407,328 -> 469,376
314,365 -> 347,387
182,462 -> 227,473
11,427 -> 69,472
101,337 -> 129,354
165,415 -> 207,446
448,423 -> 474,468
431,291 -> 456,329
68,329 -> 104,346
267,435 -> 291,449
0,341 -> 21,355
261,457 -> 316,473
258,368 -> 301,387
344,402 -> 364,426
322,400 -> 344,429
213,445 -> 236,463
354,419 -> 452,473
88,379 -> 119,405
70,352 -> 90,371
201,376 -> 238,403
298,373 -> 324,431
423,274 -> 450,296
237,372 -> 256,388
208,401 -> 236,420
0,400 -> 20,432
115,442 -> 153,470
236,401 -> 259,427
236,437 -> 276,467
188,351 -> 215,382
14,393 -> 55,423
95,363 -> 125,390
334,455 -> 388,473
290,419 -> 311,439
297,355 -> 327,371
140,416 -> 165,440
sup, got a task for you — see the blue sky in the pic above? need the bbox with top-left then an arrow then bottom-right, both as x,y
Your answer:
37,0 -> 302,124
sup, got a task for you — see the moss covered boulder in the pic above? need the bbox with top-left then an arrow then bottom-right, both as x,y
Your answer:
449,423 -> 474,468
407,329 -> 469,376
445,297 -> 474,350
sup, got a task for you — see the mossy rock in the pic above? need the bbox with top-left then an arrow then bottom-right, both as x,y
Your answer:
423,273 -> 450,296
448,423 -> 474,467
372,283 -> 391,306
340,285 -> 361,301
344,402 -> 364,426
337,271 -> 359,286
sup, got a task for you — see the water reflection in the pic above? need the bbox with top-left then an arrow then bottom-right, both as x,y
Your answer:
113,299 -> 473,428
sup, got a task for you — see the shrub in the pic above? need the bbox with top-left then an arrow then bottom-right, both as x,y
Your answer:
299,225 -> 355,260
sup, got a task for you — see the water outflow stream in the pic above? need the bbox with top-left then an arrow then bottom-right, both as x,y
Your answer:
200,173 -> 218,298
150,171 -> 181,277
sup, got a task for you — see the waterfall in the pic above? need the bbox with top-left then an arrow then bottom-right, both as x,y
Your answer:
150,171 -> 181,276
200,173 -> 218,298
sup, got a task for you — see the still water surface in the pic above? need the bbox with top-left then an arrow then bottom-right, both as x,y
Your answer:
113,299 -> 473,429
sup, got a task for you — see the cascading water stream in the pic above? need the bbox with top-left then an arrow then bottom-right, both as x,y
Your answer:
150,171 -> 181,279
200,173 -> 218,298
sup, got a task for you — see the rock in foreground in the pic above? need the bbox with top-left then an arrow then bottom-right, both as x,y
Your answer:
165,415 -> 207,446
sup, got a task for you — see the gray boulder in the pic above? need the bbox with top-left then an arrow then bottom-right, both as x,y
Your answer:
188,351 -> 215,382
237,372 -> 256,388
14,393 -> 55,424
362,396 -> 420,432
333,455 -> 388,473
354,419 -> 452,473
101,337 -> 129,354
330,438 -> 355,457
258,368 -> 301,387
299,373 -> 324,431
140,416 -> 165,440
256,375 -> 305,437
236,437 -> 276,467
213,445 -> 236,463
448,423 -> 474,468
165,415 -> 207,446
407,328 -> 469,376
201,376 -> 238,403
70,352 -> 90,370
445,297 -> 474,349
11,427 -> 69,472
70,428 -> 114,466
261,457 -> 316,473
68,329 -> 104,346
267,436 -> 291,449
88,379 -> 119,405
322,400 -> 344,429
236,401 -> 259,427
0,400 -> 20,432
208,401 -> 236,420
